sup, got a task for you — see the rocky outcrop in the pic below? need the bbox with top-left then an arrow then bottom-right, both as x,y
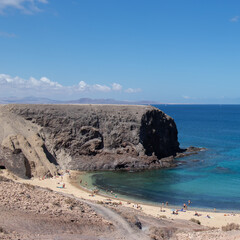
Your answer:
0,104 -> 181,177
2,134 -> 57,178
0,146 -> 29,178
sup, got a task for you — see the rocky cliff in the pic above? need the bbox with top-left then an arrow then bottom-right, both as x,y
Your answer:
0,104 -> 181,178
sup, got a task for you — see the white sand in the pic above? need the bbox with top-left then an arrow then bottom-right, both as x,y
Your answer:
7,170 -> 240,229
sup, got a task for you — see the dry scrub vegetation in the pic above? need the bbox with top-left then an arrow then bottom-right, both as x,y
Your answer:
222,223 -> 240,231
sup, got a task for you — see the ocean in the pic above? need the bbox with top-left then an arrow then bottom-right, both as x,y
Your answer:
90,105 -> 240,210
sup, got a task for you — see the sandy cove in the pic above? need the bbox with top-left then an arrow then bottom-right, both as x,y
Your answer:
12,170 -> 240,229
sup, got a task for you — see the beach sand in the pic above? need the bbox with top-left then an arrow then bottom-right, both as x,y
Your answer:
9,170 -> 240,229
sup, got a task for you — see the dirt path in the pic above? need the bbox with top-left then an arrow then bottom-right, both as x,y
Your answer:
81,199 -> 150,240
58,191 -> 150,240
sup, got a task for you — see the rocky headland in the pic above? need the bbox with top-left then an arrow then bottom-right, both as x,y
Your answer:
0,104 -> 196,178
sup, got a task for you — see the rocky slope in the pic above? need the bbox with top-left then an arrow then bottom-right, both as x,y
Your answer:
1,174 -> 238,240
0,104 -> 181,178
0,175 -> 114,240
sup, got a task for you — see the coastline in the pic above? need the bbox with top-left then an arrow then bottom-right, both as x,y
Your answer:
5,170 -> 240,229
77,170 -> 240,214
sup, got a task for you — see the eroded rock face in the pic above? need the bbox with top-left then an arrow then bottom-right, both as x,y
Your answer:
2,134 -> 57,178
0,104 -> 181,175
140,109 -> 179,158
0,146 -> 29,178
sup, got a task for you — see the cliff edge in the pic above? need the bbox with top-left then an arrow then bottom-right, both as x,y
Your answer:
0,104 -> 181,178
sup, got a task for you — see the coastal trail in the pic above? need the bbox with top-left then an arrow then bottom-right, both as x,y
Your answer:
63,193 -> 150,240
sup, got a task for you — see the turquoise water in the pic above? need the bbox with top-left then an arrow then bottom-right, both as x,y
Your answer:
91,105 -> 240,210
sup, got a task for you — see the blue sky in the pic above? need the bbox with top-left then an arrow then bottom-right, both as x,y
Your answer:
0,0 -> 240,103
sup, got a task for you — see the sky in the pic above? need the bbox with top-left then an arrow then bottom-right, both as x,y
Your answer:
0,0 -> 240,103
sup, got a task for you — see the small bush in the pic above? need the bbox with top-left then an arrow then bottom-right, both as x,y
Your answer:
64,198 -> 76,205
149,226 -> 174,240
190,218 -> 201,225
23,183 -> 35,190
52,200 -> 61,207
0,176 -> 11,182
222,223 -> 240,231
0,226 -> 7,234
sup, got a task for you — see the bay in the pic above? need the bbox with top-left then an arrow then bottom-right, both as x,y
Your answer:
90,105 -> 240,210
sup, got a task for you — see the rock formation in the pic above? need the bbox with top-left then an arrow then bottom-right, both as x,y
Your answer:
0,104 -> 181,177
2,134 -> 57,178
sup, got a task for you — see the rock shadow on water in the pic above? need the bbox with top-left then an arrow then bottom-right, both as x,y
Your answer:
211,166 -> 234,174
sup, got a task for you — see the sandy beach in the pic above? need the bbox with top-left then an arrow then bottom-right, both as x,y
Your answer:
2,169 -> 240,240
11,170 -> 240,229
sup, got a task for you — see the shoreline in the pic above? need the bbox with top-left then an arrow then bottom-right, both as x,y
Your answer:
75,170 -> 240,214
3,170 -> 240,229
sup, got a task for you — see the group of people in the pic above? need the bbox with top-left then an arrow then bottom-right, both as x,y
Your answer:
133,203 -> 142,210
160,200 -> 193,215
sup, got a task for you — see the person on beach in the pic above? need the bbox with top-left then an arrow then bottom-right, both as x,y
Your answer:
160,206 -> 165,212
172,210 -> 178,215
194,211 -> 201,216
188,200 -> 191,205
183,203 -> 187,210
137,205 -> 142,210
166,201 -> 168,206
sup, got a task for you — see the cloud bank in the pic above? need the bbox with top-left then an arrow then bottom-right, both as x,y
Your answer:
0,0 -> 48,14
0,74 -> 141,99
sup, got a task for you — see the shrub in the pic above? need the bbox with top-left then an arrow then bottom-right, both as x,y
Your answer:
190,218 -> 201,225
52,200 -> 61,207
222,223 -> 240,231
64,198 -> 76,205
149,226 -> 174,240
23,183 -> 35,190
0,226 -> 7,233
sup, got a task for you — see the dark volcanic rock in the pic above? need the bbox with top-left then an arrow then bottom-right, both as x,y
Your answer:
0,146 -> 30,178
1,104 -> 181,173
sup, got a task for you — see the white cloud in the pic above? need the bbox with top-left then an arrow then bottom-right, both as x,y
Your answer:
0,74 -> 140,98
112,83 -> 122,91
76,81 -> 111,92
182,95 -> 190,99
230,16 -> 239,22
125,88 -> 141,93
0,31 -> 16,38
40,77 -> 62,88
77,81 -> 88,91
0,74 -> 62,89
93,84 -> 111,92
0,0 -> 48,14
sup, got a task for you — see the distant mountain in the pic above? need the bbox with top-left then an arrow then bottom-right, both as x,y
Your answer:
0,96 -> 61,104
66,98 -> 127,104
0,96 -> 161,105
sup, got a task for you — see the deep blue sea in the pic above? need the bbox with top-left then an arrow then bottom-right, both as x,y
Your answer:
91,105 -> 240,210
